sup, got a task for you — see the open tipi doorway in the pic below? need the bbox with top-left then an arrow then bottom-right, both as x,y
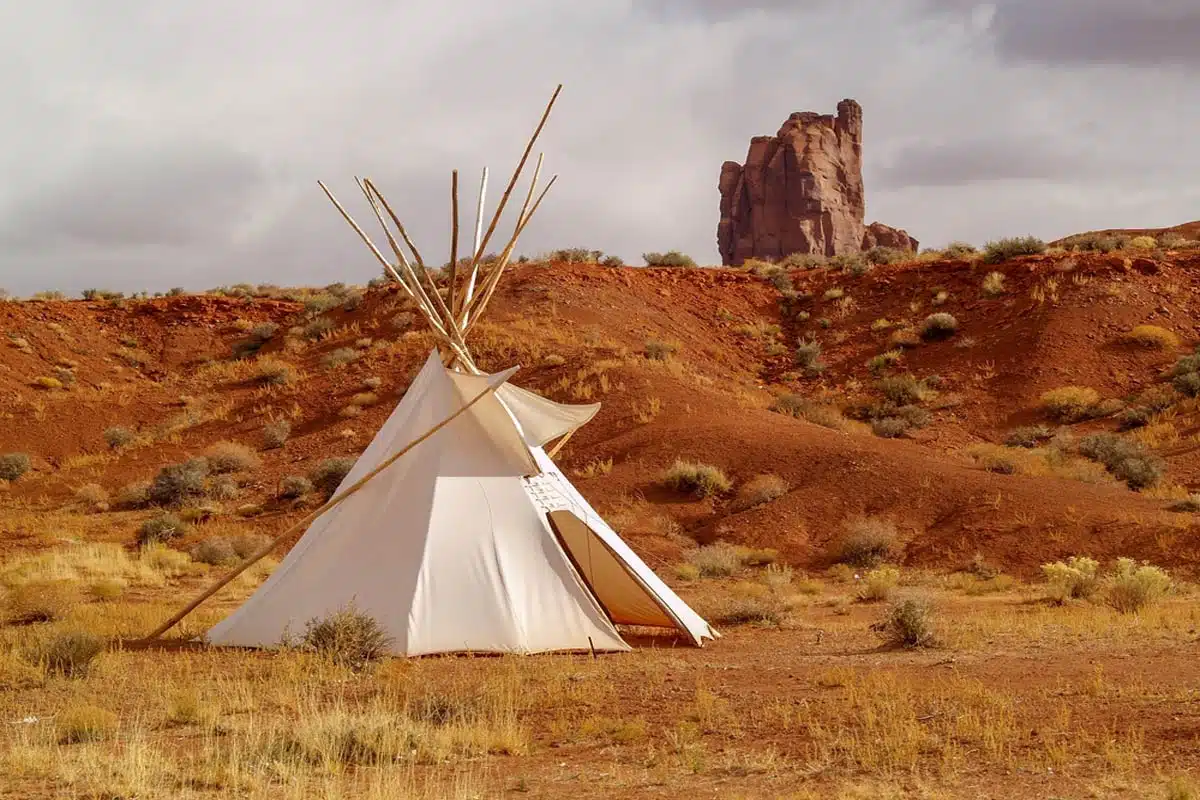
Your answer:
142,84 -> 718,655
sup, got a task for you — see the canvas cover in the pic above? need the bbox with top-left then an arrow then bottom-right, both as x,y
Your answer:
206,350 -> 716,655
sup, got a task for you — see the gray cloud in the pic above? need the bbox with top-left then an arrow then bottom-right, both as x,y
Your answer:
0,1 -> 1197,295
872,137 -> 1093,189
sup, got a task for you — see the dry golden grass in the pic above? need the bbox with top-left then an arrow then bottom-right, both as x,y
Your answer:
1122,324 -> 1180,349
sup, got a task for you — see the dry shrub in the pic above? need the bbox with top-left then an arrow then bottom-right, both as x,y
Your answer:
643,339 -> 678,361
208,475 -> 240,501
981,271 -> 1006,297
56,703 -> 118,744
857,566 -> 900,602
148,458 -> 210,506
254,356 -> 299,386
1041,556 -> 1100,604
89,578 -> 126,601
982,235 -> 1046,263
889,327 -> 921,349
834,517 -> 898,567
1004,425 -> 1052,448
920,312 -> 958,340
74,483 -> 109,511
206,441 -> 262,474
1122,325 -> 1179,349
1078,432 -> 1165,490
299,601 -> 394,670
280,475 -> 314,499
263,420 -> 291,449
137,512 -> 190,547
104,426 -> 136,449
231,532 -> 273,559
1040,386 -> 1100,422
5,580 -> 77,624
711,593 -> 787,627
191,536 -> 238,566
685,543 -> 743,577
114,480 -> 151,509
1105,558 -> 1171,613
661,459 -> 732,498
39,630 -> 104,677
1128,235 -> 1157,250
351,391 -> 379,407
733,474 -> 788,511
322,347 -> 360,369
310,458 -> 356,496
771,394 -> 850,430
0,453 -> 32,482
875,598 -> 937,648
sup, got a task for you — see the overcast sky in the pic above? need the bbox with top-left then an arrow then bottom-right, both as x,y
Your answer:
1,1 -> 1197,295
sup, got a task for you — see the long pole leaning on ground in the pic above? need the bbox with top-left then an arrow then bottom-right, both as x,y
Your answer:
138,375 -> 511,643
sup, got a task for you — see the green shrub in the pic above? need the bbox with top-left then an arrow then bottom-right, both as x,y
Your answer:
643,250 -> 696,267
1004,425 -> 1052,448
794,338 -> 824,371
920,313 -> 958,341
1105,558 -> 1171,613
943,241 -> 977,258
865,247 -> 907,265
1078,433 -> 1165,490
661,459 -> 732,498
280,475 -> 313,499
982,236 -> 1047,264
0,453 -> 32,482
148,458 -> 210,506
138,513 -> 190,547
1041,556 -> 1100,603
875,598 -> 936,648
309,458 -> 356,496
876,375 -> 930,406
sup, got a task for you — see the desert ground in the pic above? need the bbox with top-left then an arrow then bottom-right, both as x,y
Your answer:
3,227 -> 1200,798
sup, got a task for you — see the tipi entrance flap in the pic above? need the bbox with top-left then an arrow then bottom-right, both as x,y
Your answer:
547,510 -> 677,630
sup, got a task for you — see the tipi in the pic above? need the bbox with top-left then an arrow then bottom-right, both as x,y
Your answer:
147,85 -> 718,654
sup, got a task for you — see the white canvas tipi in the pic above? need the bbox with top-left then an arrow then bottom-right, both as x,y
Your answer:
206,350 -> 717,654
146,84 -> 718,654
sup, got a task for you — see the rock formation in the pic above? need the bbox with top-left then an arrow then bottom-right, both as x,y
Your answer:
717,99 -> 916,266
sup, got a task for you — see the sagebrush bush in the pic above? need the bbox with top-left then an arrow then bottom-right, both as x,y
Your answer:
1004,425 -> 1052,448
1128,235 -> 1157,251
263,420 -> 291,449
642,250 -> 696,267
834,517 -> 898,567
661,459 -> 732,498
56,704 -> 118,744
871,417 -> 910,438
231,532 -> 272,559
1105,558 -> 1170,613
920,312 -> 958,340
876,375 -> 931,405
794,338 -> 824,371
875,598 -> 937,648
322,348 -> 359,369
137,513 -> 190,547
254,357 -> 299,386
685,543 -> 744,577
300,602 -> 393,670
643,339 -> 678,361
148,458 -> 210,506
309,458 -> 356,496
857,566 -> 900,602
1040,386 -> 1100,422
981,271 -> 1006,297
733,474 -> 789,511
104,426 -> 136,449
1078,432 -> 1165,490
865,246 -> 907,265
39,630 -> 104,677
280,475 -> 314,499
191,536 -> 237,566
74,483 -> 109,510
0,453 -> 32,482
205,441 -> 261,474
5,581 -> 77,624
943,241 -> 977,258
982,236 -> 1047,264
770,394 -> 849,430
1041,556 -> 1100,603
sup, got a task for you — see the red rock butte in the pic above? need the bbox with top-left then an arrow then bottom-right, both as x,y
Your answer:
718,99 -> 916,266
